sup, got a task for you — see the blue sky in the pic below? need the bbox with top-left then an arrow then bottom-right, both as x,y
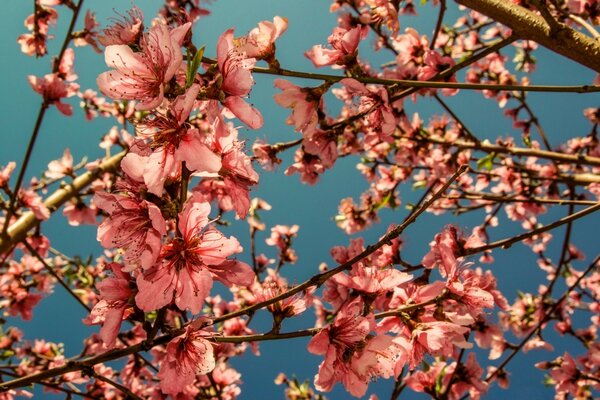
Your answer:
2,1 -> 599,399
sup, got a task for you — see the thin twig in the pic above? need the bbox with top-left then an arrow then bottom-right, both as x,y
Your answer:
463,203 -> 600,255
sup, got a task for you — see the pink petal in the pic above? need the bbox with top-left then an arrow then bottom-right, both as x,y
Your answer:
224,96 -> 263,129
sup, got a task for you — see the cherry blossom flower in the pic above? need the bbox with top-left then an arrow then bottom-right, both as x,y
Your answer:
273,79 -> 323,138
28,73 -> 79,116
158,322 -> 216,395
234,16 -> 288,61
129,84 -> 222,196
45,148 -> 74,179
307,298 -> 399,397
98,6 -> 144,47
95,179 -> 167,270
213,28 -> 263,129
135,194 -> 253,314
97,21 -> 191,110
305,25 -> 367,67
83,263 -> 133,348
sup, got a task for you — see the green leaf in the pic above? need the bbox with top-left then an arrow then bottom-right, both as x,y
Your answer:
186,46 -> 205,88
476,152 -> 496,171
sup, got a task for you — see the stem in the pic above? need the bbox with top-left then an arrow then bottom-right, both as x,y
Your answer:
91,371 -> 143,400
430,0 -> 447,50
23,241 -> 91,312
464,203 -> 600,255
456,0 -> 600,73
2,103 -> 48,237
0,151 -> 125,255
485,255 -> 600,384
212,165 -> 468,324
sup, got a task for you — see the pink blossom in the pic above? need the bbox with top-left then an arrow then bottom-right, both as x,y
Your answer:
307,298 -> 398,397
98,7 -> 144,47
211,29 -> 263,129
340,78 -> 397,136
73,10 -> 101,52
305,26 -> 366,67
28,73 -> 79,116
62,200 -> 97,226
234,16 -> 288,60
214,126 -> 259,218
135,194 -> 253,314
97,22 -> 191,110
158,323 -> 216,395
46,148 -> 74,179
410,321 -> 472,369
20,189 -> 50,221
130,84 -> 222,196
95,179 -> 167,270
273,79 -> 322,137
83,263 -> 132,348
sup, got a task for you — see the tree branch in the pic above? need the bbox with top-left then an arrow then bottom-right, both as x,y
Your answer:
455,0 -> 600,73
0,151 -> 125,255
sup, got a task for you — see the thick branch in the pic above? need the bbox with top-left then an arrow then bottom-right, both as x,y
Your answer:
455,0 -> 600,73
0,151 -> 125,255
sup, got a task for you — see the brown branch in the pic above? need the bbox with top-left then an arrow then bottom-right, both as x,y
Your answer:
484,255 -> 600,384
446,191 -> 598,206
463,203 -> 600,255
0,151 -> 125,255
455,0 -> 600,72
431,0 -> 447,50
90,371 -> 143,400
212,165 -> 469,324
421,135 -> 600,167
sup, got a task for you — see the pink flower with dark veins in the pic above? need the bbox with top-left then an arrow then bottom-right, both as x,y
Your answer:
83,263 -> 133,348
307,298 -> 400,397
128,84 -> 222,196
94,179 -> 167,270
97,21 -> 191,110
158,322 -> 216,395
135,193 -> 253,314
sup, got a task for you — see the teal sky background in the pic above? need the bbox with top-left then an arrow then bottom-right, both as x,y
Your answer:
1,1 -> 599,399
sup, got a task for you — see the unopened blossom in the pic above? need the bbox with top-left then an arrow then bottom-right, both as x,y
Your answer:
83,263 -> 132,348
135,194 -> 253,314
97,21 -> 191,110
234,16 -> 288,61
305,25 -> 367,67
158,323 -> 216,395
0,162 -> 16,188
